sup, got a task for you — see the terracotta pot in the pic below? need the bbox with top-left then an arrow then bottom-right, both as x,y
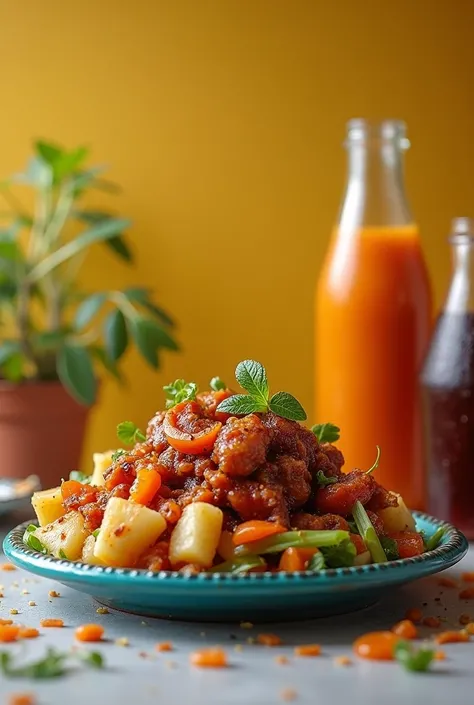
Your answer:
0,381 -> 91,489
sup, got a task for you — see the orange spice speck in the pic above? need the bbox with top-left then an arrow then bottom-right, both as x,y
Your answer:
155,641 -> 173,652
1,563 -> 17,571
459,588 -> 474,600
353,631 -> 400,660
257,633 -> 282,647
40,619 -> 64,628
0,625 -> 20,642
18,628 -> 40,639
8,694 -> 35,705
461,572 -> 474,583
294,644 -> 321,657
437,576 -> 457,588
404,607 -> 422,623
459,613 -> 471,626
75,624 -> 104,642
422,616 -> 441,628
280,688 -> 297,702
334,656 -> 352,666
392,619 -> 418,639
190,647 -> 228,668
465,623 -> 474,635
435,630 -> 470,644
274,655 -> 289,665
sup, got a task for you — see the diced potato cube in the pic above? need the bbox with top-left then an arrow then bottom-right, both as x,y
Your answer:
94,497 -> 166,567
353,550 -> 371,566
33,511 -> 89,560
169,502 -> 223,568
377,494 -> 416,533
91,450 -> 115,487
81,535 -> 105,565
31,487 -> 65,527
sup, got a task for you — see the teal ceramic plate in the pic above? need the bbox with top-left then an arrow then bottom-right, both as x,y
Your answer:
3,512 -> 468,622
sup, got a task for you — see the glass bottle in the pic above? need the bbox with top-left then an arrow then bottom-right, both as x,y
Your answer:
420,218 -> 474,538
315,119 -> 432,509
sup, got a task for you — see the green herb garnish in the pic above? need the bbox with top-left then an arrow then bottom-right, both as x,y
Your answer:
307,551 -> 326,571
235,529 -> 349,557
92,529 -> 100,539
0,647 -> 106,679
111,449 -> 126,463
311,423 -> 340,443
315,470 -> 338,488
210,376 -> 226,392
116,421 -> 146,445
393,641 -> 435,672
352,501 -> 387,563
321,539 -> 356,568
69,470 -> 91,484
209,556 -> 266,574
365,446 -> 381,475
424,527 -> 445,552
75,650 -> 104,669
216,360 -> 306,422
380,535 -> 399,561
58,549 -> 68,560
23,525 -> 47,554
163,379 -> 198,409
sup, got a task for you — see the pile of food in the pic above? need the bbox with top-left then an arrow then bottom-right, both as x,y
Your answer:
26,361 -> 442,574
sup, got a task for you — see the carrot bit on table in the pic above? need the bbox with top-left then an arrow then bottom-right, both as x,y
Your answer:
437,576 -> 457,588
459,588 -> 474,600
75,624 -> 104,642
464,622 -> 474,635
18,628 -> 40,639
404,607 -> 422,623
422,616 -> 441,628
392,619 -> 418,639
435,630 -> 470,644
40,619 -> 64,628
0,619 -> 13,626
155,641 -> 173,652
8,694 -> 35,705
461,572 -> 474,583
353,631 -> 400,660
294,644 -> 321,657
0,625 -> 20,642
257,633 -> 282,647
334,656 -> 352,666
1,563 -> 17,571
190,647 -> 228,668
274,655 -> 289,665
434,650 -> 446,661
280,688 -> 297,702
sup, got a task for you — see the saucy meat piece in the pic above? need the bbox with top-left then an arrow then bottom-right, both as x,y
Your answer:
227,479 -> 289,527
291,512 -> 350,531
314,471 -> 376,516
146,411 -> 168,453
261,413 -> 309,460
319,444 -> 345,476
366,510 -> 385,536
365,485 -> 399,512
212,414 -> 270,477
255,456 -> 311,510
197,389 -> 234,423
156,447 -> 196,487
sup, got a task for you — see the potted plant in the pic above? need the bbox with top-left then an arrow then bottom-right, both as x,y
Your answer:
0,140 -> 177,487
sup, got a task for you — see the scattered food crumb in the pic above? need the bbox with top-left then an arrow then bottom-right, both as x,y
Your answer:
0,625 -> 20,642
459,588 -> 474,600
96,607 -> 109,615
437,577 -> 457,589
294,644 -> 321,657
75,624 -> 104,642
165,660 -> 177,669
257,633 -> 282,647
9,609 -> 19,616
21,590 -> 29,595
434,597 -> 441,602
139,651 -> 148,658
280,688 -> 297,702
141,621 -> 147,626
334,656 -> 352,666
7,693 -> 35,705
18,628 -> 40,639
459,613 -> 471,625
0,619 -> 13,626
275,655 -> 289,665
48,591 -> 60,598
435,630 -> 470,644
422,616 -> 441,628
0,593 -> 3,598
465,623 -> 474,635
12,582 -> 19,587
234,644 -> 243,652
461,572 -> 474,583
434,650 -> 446,660
404,607 -> 422,623
1,563 -> 16,571
40,619 -> 64,628
190,647 -> 228,668
155,641 -> 173,652
392,620 -> 418,639
240,621 -> 253,629
115,637 -> 129,647
27,601 -> 36,607
246,637 -> 256,644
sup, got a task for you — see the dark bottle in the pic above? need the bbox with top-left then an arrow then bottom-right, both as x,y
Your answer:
421,217 -> 474,538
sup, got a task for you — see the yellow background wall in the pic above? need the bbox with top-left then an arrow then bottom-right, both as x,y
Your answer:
1,0 -> 473,466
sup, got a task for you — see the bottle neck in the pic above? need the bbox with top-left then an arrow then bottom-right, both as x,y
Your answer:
339,138 -> 413,231
445,224 -> 474,314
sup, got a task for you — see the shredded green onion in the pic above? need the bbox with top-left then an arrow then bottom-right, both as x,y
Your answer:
424,527 -> 445,552
352,501 -> 387,563
235,530 -> 349,557
209,556 -> 266,574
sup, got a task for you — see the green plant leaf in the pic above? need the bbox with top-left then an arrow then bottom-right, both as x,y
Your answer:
33,329 -> 71,350
29,218 -> 132,282
35,141 -> 63,165
74,293 -> 107,329
0,340 -> 22,365
0,346 -> 24,382
104,309 -> 128,362
235,359 -> 269,406
216,394 -> 266,415
123,288 -> 174,327
268,391 -> 307,421
90,345 -> 123,382
311,423 -> 340,444
130,317 -> 178,368
117,421 -> 146,445
56,344 -> 97,406
14,157 -> 53,188
210,376 -> 226,391
73,212 -> 132,262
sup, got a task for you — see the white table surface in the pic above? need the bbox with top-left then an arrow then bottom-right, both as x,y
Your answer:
0,509 -> 473,705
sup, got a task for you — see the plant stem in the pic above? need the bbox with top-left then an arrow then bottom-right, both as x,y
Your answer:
16,280 -> 37,373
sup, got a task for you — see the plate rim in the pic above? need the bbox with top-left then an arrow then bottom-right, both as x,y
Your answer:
3,511 -> 468,586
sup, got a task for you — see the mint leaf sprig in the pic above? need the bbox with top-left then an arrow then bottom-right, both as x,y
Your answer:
216,360 -> 306,422
312,423 -> 340,443
163,379 -> 198,409
0,647 -> 105,679
116,421 -> 146,445
210,376 -> 226,392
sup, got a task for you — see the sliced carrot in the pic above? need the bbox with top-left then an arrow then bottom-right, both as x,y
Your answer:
233,520 -> 286,546
75,624 -> 104,642
278,547 -> 318,571
423,616 -> 441,628
462,571 -> 474,583
0,625 -> 20,642
294,644 -> 321,657
190,647 -> 227,668
129,468 -> 162,506
8,694 -> 36,705
155,641 -> 173,652
391,619 -> 418,639
40,619 -> 64,628
459,588 -> 474,600
257,633 -> 282,646
435,630 -> 469,644
404,607 -> 422,623
60,479 -> 85,500
353,631 -> 400,660
18,628 -> 40,639
164,402 -> 221,455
